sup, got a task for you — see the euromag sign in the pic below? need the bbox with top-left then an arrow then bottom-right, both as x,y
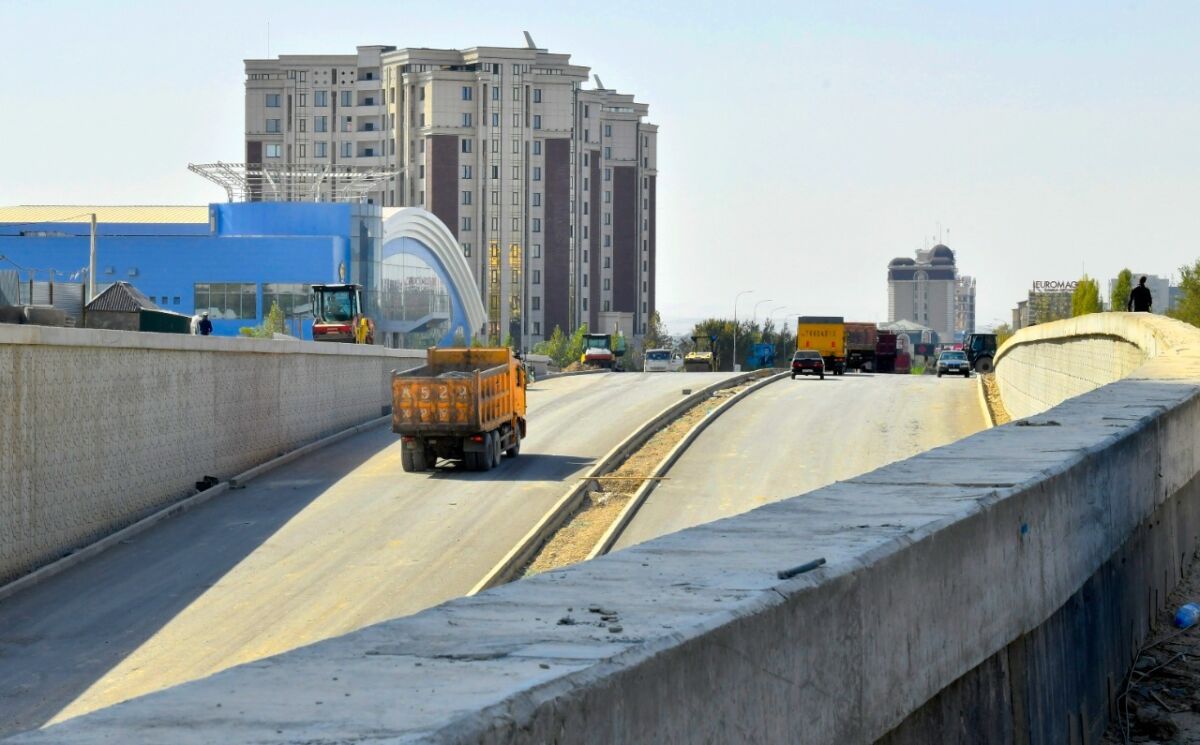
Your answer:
1032,280 -> 1079,292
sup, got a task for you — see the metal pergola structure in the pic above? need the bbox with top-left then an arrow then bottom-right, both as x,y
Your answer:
187,162 -> 399,203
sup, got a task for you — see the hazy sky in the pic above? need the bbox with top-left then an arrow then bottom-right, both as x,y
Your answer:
3,0 -> 1198,331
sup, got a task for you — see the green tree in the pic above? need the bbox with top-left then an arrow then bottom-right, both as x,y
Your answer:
239,300 -> 286,338
1169,259 -> 1200,327
1111,268 -> 1133,312
1070,276 -> 1101,317
502,333 -> 513,350
565,323 -> 589,367
992,323 -> 1015,347
532,325 -> 568,367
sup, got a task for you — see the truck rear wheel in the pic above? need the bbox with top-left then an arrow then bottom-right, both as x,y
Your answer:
505,431 -> 521,458
483,432 -> 497,470
464,451 -> 483,471
401,446 -> 428,473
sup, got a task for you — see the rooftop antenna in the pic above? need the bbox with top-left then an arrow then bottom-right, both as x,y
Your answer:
523,31 -> 538,50
594,74 -> 606,90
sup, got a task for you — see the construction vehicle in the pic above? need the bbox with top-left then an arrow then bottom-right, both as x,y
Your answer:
796,316 -> 846,375
875,332 -> 898,373
581,333 -> 617,369
845,322 -> 878,372
392,347 -> 527,472
311,283 -> 374,344
684,334 -> 718,372
964,333 -> 998,373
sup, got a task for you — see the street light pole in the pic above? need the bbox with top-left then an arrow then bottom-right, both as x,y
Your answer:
88,213 -> 97,303
751,298 -> 773,328
732,289 -> 753,372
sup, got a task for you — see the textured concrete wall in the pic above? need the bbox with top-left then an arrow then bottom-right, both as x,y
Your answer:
11,317 -> 1200,745
994,312 -> 1190,419
0,325 -> 423,585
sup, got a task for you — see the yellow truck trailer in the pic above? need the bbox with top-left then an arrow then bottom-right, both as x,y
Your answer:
392,348 -> 527,472
796,316 -> 847,375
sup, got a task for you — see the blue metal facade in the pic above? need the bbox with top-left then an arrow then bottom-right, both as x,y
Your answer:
0,203 -> 365,338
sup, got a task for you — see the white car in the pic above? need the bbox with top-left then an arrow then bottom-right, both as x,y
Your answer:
936,350 -> 971,378
644,348 -> 674,372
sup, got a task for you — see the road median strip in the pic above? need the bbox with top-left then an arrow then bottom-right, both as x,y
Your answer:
467,370 -> 785,589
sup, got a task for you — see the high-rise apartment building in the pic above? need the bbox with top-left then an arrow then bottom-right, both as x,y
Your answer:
887,245 -> 958,341
954,275 -> 976,340
1107,273 -> 1170,312
243,39 -> 658,346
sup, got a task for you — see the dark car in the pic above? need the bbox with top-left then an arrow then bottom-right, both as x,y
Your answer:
936,350 -> 971,378
791,349 -> 825,380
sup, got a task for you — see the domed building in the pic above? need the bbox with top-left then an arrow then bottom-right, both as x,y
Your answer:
887,244 -> 973,341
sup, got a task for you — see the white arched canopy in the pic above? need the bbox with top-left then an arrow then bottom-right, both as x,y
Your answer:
381,208 -> 486,342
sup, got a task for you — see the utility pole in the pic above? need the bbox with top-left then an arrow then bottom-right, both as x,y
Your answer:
88,213 -> 97,302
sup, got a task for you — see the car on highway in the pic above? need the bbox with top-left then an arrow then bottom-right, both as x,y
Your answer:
936,350 -> 971,378
791,349 -> 825,380
644,348 -> 676,372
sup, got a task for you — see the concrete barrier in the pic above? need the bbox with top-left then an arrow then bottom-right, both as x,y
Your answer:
0,325 -> 423,586
11,315 -> 1200,744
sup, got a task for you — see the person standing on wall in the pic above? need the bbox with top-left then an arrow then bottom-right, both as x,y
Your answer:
198,311 -> 213,336
1127,276 -> 1153,313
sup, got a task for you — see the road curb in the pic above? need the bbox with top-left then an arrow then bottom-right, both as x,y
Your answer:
0,415 -> 391,603
587,371 -> 790,559
539,368 -> 610,381
976,373 -> 996,429
468,370 -> 764,595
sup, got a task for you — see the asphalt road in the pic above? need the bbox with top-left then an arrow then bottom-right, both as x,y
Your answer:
613,372 -> 988,551
0,371 -> 732,737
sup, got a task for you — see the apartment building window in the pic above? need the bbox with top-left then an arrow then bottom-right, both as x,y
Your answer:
461,138 -> 472,153
315,90 -> 328,107
461,165 -> 473,179
583,202 -> 589,215
604,191 -> 612,204
512,166 -> 520,179
533,115 -> 541,130
512,191 -> 519,205
533,167 -> 542,181
583,177 -> 589,190
604,235 -> 612,247
491,138 -> 499,153
315,116 -> 328,132
604,146 -> 612,159
604,168 -> 612,182
298,118 -> 306,133
582,225 -> 589,238
194,283 -> 256,320
342,116 -> 352,132
266,119 -> 281,133
419,86 -> 426,101
491,86 -> 500,101
461,85 -> 472,100
532,88 -> 542,104
532,244 -> 541,258
298,143 -> 306,158
462,112 -> 472,127
340,90 -> 352,106
492,112 -> 500,127
532,270 -> 541,285
491,190 -> 499,205
532,296 -> 541,310
532,193 -> 541,206
604,212 -> 612,225
584,129 -> 589,142
512,86 -> 520,100
461,217 -> 472,231
512,138 -> 520,154
603,301 -> 610,312
604,256 -> 611,268
315,141 -> 327,157
265,94 -> 280,107
512,113 -> 520,127
533,321 -> 541,335
583,275 -> 588,288
532,218 -> 542,232
419,113 -> 425,126
462,242 -> 471,257
584,104 -> 590,118
462,191 -> 472,205
419,165 -> 425,178
512,217 -> 520,231
490,216 -> 499,231
265,144 -> 282,158
491,165 -> 499,179
583,153 -> 589,166
341,142 -> 352,158
604,124 -> 612,137
532,140 -> 541,155
298,93 -> 307,107
390,140 -> 395,155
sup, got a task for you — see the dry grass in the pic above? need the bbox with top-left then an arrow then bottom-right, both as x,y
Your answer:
523,376 -> 765,575
981,373 -> 1012,425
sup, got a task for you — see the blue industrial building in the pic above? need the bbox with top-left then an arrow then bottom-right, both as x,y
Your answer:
0,203 -> 486,344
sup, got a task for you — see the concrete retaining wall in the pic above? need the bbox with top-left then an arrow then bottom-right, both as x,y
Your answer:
11,316 -> 1200,745
0,325 -> 423,585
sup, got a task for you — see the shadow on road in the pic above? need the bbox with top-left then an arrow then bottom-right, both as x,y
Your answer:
0,425 -> 397,738
426,453 -> 596,482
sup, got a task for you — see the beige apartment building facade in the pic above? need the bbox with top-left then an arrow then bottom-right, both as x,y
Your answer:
244,41 -> 658,346
887,244 -> 958,342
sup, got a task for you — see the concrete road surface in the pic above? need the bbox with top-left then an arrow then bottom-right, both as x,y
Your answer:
613,373 -> 987,551
0,371 -> 731,737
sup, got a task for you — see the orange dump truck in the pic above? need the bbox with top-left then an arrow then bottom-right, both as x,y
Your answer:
392,348 -> 527,472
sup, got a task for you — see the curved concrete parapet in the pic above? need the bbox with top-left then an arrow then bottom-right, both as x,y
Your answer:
994,312 -> 1200,420
13,320 -> 1200,744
